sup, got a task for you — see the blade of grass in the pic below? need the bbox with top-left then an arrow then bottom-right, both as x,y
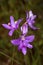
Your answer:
0,51 -> 21,65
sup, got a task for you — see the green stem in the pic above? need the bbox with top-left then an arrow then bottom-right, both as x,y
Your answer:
24,55 -> 30,65
16,30 -> 21,35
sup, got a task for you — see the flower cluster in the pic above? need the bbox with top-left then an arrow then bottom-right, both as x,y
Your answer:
2,10 -> 39,55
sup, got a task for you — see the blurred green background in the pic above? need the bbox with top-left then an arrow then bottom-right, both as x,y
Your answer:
0,0 -> 43,65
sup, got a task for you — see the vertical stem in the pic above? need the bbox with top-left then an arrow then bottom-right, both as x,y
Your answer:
24,55 -> 27,65
11,47 -> 14,65
24,55 -> 30,65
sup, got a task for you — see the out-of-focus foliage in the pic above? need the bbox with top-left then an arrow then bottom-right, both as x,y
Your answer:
0,0 -> 43,65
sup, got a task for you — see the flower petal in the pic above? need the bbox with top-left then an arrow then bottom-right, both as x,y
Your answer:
29,10 -> 36,19
11,38 -> 20,46
2,24 -> 11,29
26,43 -> 33,48
8,29 -> 14,36
28,23 -> 38,30
21,24 -> 28,35
22,47 -> 27,55
31,15 -> 36,21
18,41 -> 23,50
25,35 -> 35,42
26,10 -> 36,24
10,16 -> 15,27
17,18 -> 23,24
27,15 -> 36,24
29,10 -> 33,18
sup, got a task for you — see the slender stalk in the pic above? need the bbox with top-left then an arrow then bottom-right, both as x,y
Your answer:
24,54 -> 30,65
24,55 -> 27,65
16,30 -> 21,35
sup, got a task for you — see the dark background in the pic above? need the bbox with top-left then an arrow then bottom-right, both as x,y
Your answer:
0,0 -> 43,65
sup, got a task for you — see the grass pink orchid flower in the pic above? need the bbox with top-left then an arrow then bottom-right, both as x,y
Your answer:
2,16 -> 22,36
26,10 -> 39,30
21,23 -> 28,35
11,35 -> 35,55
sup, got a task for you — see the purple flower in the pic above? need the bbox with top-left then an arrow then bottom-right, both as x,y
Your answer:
26,10 -> 39,30
2,16 -> 22,36
21,23 -> 28,35
11,35 -> 35,55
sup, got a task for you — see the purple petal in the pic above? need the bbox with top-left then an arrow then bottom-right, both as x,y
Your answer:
26,43 -> 33,48
25,35 -> 35,42
18,41 -> 23,50
11,38 -> 20,46
27,18 -> 39,30
16,18 -> 23,26
27,15 -> 36,24
31,15 -> 36,21
18,40 -> 27,50
21,24 -> 28,35
27,10 -> 36,24
8,29 -> 14,36
22,47 -> 27,55
14,19 -> 23,29
29,10 -> 33,18
10,16 -> 15,27
2,24 -> 11,29
28,23 -> 38,30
